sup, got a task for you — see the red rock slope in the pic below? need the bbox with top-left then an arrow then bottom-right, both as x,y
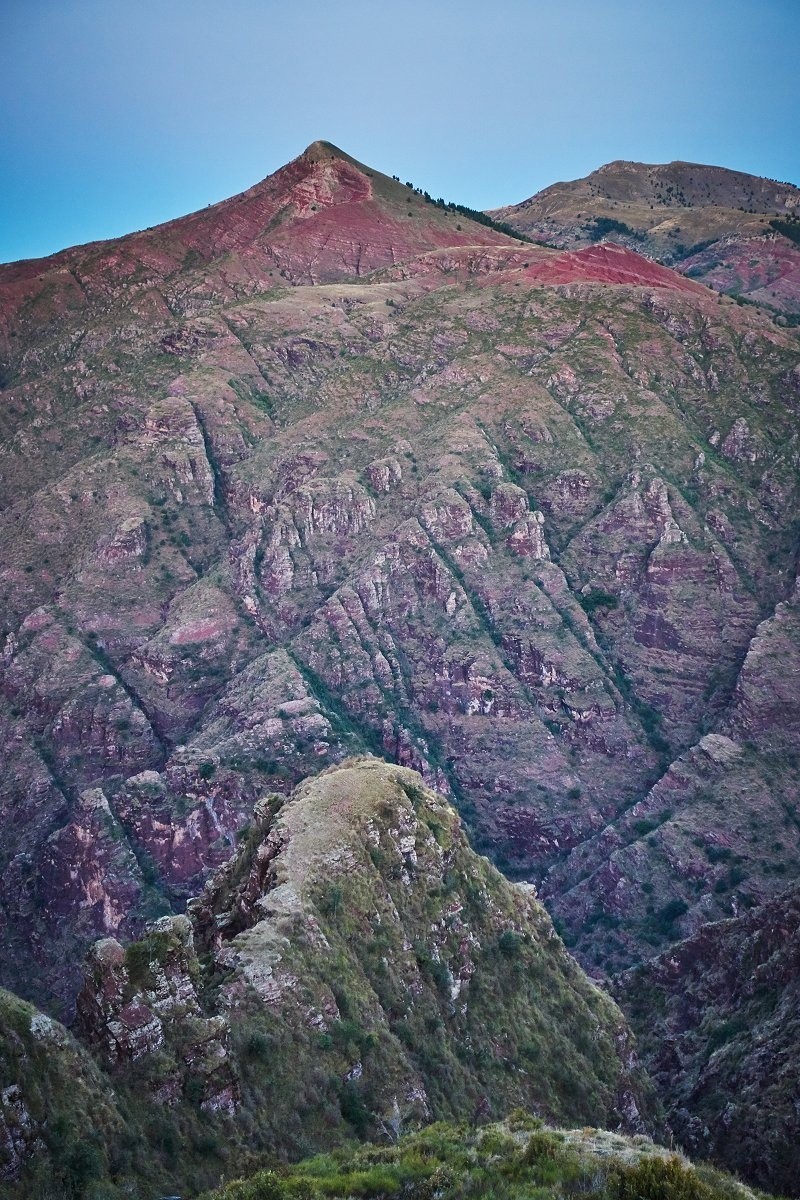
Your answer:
0,143 -> 702,351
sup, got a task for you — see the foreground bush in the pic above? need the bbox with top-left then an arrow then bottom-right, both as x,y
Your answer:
202,1119 -> 762,1200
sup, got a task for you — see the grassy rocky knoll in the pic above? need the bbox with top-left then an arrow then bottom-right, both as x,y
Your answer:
1,759 -> 660,1196
0,141 -> 799,1188
490,158 -> 800,314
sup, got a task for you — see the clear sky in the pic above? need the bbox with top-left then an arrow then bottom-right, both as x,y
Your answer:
2,0 -> 798,264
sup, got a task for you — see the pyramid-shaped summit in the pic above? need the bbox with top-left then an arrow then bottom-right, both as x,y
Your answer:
0,139 -> 518,306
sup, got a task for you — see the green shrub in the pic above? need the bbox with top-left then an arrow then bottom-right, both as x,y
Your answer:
633,819 -> 658,837
212,1173 -> 287,1200
124,941 -> 153,988
584,217 -> 638,241
317,883 -> 344,916
498,930 -> 523,957
521,1128 -> 570,1162
652,899 -> 688,934
610,1154 -> 715,1200
244,1030 -> 272,1060
399,778 -> 428,809
58,1138 -> 106,1199
579,588 -> 619,615
338,1082 -> 370,1136
506,1108 -> 543,1132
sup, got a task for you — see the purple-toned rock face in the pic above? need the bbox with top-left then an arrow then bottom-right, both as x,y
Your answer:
0,143 -> 797,1047
613,883 -> 800,1195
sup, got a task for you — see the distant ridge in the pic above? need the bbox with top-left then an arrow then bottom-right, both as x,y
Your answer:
491,158 -> 800,312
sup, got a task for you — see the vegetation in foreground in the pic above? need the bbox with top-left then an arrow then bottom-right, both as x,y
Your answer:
202,1116 -> 768,1200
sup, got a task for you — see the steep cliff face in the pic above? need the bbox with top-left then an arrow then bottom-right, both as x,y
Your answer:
491,159 -> 800,313
613,884 -> 800,1197
542,577 -> 800,971
0,144 -> 798,1019
77,915 -> 237,1114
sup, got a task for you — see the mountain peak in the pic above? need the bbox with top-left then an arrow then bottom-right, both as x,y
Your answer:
299,138 -> 348,160
0,138 -> 518,291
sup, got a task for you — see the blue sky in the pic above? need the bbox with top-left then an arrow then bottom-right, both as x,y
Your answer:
2,0 -> 798,263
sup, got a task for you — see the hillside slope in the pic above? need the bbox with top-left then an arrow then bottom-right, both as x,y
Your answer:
0,142 -> 799,1191
491,159 -> 800,313
0,986 -> 126,1195
0,139 -> 516,311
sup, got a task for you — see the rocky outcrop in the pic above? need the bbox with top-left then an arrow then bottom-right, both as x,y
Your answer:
0,758 -> 671,1194
725,577 -> 800,747
77,915 -> 237,1114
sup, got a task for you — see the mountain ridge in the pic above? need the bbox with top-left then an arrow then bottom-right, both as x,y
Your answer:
0,140 -> 798,1194
0,139 -> 516,286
